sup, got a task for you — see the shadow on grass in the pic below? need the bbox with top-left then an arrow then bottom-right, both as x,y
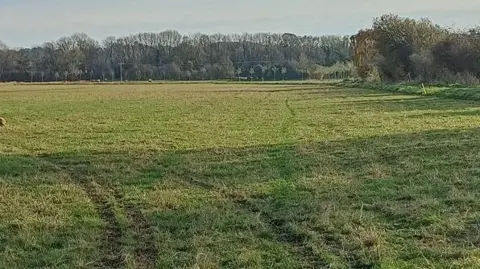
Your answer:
330,96 -> 480,113
2,128 -> 480,268
293,87 -> 480,114
0,86 -> 89,94
334,81 -> 480,103
407,109 -> 480,119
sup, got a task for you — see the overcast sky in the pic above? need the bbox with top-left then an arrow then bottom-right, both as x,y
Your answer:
1,0 -> 479,48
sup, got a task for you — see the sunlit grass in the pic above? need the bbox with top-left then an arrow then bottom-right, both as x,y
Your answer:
1,83 -> 480,268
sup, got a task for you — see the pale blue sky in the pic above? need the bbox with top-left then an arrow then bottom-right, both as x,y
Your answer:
1,0 -> 479,48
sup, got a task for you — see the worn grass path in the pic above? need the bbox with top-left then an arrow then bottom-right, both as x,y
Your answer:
1,83 -> 480,268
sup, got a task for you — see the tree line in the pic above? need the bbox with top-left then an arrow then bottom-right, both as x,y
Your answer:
352,14 -> 480,84
0,31 -> 353,82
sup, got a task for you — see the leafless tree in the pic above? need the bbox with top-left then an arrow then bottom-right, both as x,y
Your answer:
249,67 -> 255,82
236,68 -> 242,81
281,67 -> 287,81
272,66 -> 279,81
261,65 -> 268,81
0,31 -> 355,82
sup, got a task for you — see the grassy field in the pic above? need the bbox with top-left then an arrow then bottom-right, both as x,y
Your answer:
1,83 -> 480,269
336,80 -> 480,102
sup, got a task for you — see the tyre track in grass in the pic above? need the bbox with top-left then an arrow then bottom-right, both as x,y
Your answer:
176,169 -> 376,268
112,185 -> 158,269
285,98 -> 297,117
177,174 -> 330,268
64,167 -> 125,269
44,158 -> 157,269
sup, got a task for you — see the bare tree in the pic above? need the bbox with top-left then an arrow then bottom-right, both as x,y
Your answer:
0,41 -> 7,81
0,30 -> 356,82
162,69 -> 167,80
28,61 -> 35,82
29,71 -> 35,83
281,67 -> 287,82
298,53 -> 311,83
236,68 -> 242,81
272,66 -> 279,81
261,65 -> 268,81
148,68 -> 154,80
249,67 -> 255,82
76,69 -> 83,81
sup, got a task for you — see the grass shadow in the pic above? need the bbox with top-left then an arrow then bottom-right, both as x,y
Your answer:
407,109 -> 480,119
2,128 -> 480,267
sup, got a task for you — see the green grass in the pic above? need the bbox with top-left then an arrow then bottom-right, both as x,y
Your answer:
335,80 -> 480,103
1,83 -> 480,268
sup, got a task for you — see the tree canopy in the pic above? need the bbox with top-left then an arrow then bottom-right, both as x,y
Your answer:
0,31 -> 352,82
352,14 -> 480,84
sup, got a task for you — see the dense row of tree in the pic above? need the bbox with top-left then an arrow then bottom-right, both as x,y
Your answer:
352,14 -> 480,84
4,15 -> 480,84
0,31 -> 353,82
